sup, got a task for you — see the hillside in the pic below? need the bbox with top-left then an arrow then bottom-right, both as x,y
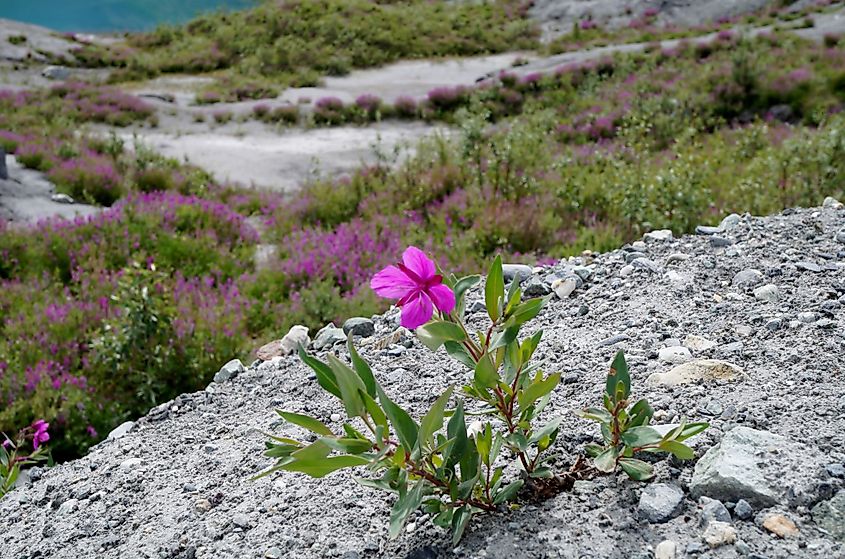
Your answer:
1,202 -> 843,558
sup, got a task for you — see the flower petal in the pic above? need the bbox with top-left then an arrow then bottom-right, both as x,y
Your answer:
400,292 -> 434,329
427,283 -> 456,314
370,265 -> 416,299
402,246 -> 436,281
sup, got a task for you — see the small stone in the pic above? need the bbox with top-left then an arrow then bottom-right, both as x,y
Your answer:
666,253 -> 690,265
256,340 -> 286,360
710,236 -> 734,248
572,480 -> 596,495
523,276 -> 551,297
194,499 -> 212,513
762,513 -> 798,538
798,312 -> 818,323
552,277 -> 577,299
644,229 -> 673,242
734,499 -> 753,520
625,251 -> 645,263
795,261 -> 822,273
119,458 -> 143,471
719,214 -> 741,230
699,497 -> 731,525
51,193 -> 75,204
753,284 -> 781,304
42,65 -> 70,80
280,325 -> 310,355
826,463 -> 845,478
684,335 -> 717,352
646,359 -> 744,386
213,359 -> 245,383
330,413 -> 342,422
658,346 -> 693,364
764,318 -> 783,332
638,483 -> 685,523
232,513 -> 252,529
619,265 -> 634,277
823,196 -> 843,209
631,257 -> 661,273
702,521 -> 737,548
265,547 -> 283,559
655,540 -> 677,559
57,498 -> 79,515
696,225 -> 722,235
836,229 -> 845,244
313,323 -> 347,350
732,269 -> 764,289
812,490 -> 845,542
107,421 -> 135,440
502,264 -> 533,283
343,317 -> 375,338
596,334 -> 629,347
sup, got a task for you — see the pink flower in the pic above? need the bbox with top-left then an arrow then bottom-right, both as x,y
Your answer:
32,419 -> 50,449
371,247 -> 455,329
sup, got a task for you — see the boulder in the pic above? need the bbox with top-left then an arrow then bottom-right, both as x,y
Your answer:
812,491 -> 845,542
343,317 -> 375,338
501,264 -> 533,283
638,483 -> 685,523
213,359 -> 245,383
313,323 -> 347,350
690,426 -> 827,508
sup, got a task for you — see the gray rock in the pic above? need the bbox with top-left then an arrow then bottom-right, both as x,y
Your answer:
812,491 -> 845,542
232,513 -> 252,529
733,499 -> 753,520
699,497 -> 731,525
631,257 -> 661,274
702,521 -> 737,548
314,323 -> 347,350
265,547 -> 283,559
596,334 -> 629,347
552,277 -> 577,298
696,225 -> 722,235
523,276 -> 551,297
732,269 -> 763,289
41,65 -> 70,80
638,483 -> 685,523
836,229 -> 845,244
823,196 -> 843,209
826,463 -> 845,478
50,193 -> 74,204
753,284 -> 780,304
343,317 -> 375,338
644,229 -> 673,242
691,426 -> 827,508
119,458 -> 143,471
625,251 -> 646,263
213,359 -> 245,383
710,236 -> 734,248
658,346 -> 693,364
107,421 -> 135,441
795,261 -> 822,273
280,325 -> 310,355
502,264 -> 533,283
719,214 -> 741,231
798,312 -> 818,323
57,498 -> 79,515
654,540 -> 677,559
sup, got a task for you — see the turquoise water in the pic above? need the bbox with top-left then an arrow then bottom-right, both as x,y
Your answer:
0,0 -> 257,32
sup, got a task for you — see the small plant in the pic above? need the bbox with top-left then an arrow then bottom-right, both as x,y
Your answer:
1,420 -> 50,499
579,351 -> 708,480
7,35 -> 27,46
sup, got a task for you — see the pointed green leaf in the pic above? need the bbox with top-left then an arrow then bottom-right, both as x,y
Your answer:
444,400 -> 468,471
298,345 -> 340,399
347,338 -> 376,398
418,386 -> 453,450
628,399 -> 654,427
327,355 -> 367,418
529,416 -> 564,445
474,353 -> 498,389
493,479 -> 524,504
577,407 -> 613,424
280,454 -> 371,478
416,321 -> 467,351
485,255 -> 504,322
518,372 -> 561,411
276,410 -> 334,436
376,385 -> 419,451
593,446 -> 619,473
451,505 -> 473,544
504,296 -> 550,328
658,440 -> 695,460
444,341 -> 476,369
606,350 -> 630,404
389,480 -> 425,538
360,390 -> 389,430
618,457 -> 654,480
620,426 -> 663,448
454,275 -> 481,303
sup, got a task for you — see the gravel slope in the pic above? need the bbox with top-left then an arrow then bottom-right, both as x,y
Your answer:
1,203 -> 844,559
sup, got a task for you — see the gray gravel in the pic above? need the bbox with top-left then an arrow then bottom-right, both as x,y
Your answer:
1,203 -> 844,558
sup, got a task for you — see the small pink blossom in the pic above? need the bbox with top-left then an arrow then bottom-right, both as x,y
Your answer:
32,419 -> 50,449
371,247 -> 455,329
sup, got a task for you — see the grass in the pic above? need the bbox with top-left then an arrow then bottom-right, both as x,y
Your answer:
68,0 -> 539,103
1,31 -> 844,460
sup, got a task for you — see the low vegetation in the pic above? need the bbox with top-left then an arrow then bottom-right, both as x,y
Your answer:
0,30 -> 843,459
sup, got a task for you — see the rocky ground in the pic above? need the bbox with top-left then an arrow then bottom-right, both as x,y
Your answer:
2,200 -> 844,559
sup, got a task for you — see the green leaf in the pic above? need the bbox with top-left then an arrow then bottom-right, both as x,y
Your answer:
454,275 -> 481,303
518,372 -> 561,411
675,422 -> 710,442
493,479 -> 524,504
444,341 -> 476,369
347,338 -> 376,398
593,446 -> 619,473
520,330 -> 543,362
451,505 -> 473,544
276,410 -> 334,436
376,384 -> 419,451
658,440 -> 695,460
278,453 -> 370,478
504,276 -> 521,315
628,399 -> 654,427
488,326 -> 519,352
319,437 -> 374,454
474,353 -> 498,389
618,457 -> 654,481
416,321 -> 467,351
327,355 -> 367,418
504,296 -> 550,328
485,255 -> 504,322
606,350 -> 630,404
298,345 -> 341,399
475,423 -> 493,466
620,426 -> 663,448
585,443 -> 604,457
360,390 -> 389,430
418,386 -> 454,451
389,480 -> 426,539
578,407 -> 613,424
529,416 -> 564,445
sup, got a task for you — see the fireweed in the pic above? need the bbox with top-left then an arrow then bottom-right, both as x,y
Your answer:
1,420 -> 51,499
263,248 -> 707,542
